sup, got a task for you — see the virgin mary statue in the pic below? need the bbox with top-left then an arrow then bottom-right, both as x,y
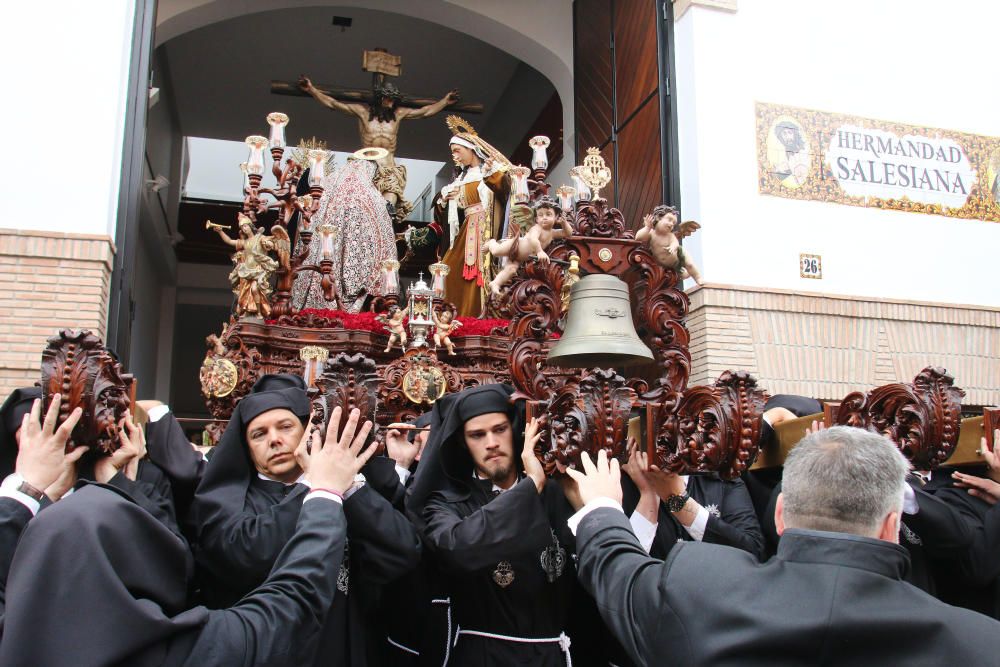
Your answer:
291,155 -> 397,312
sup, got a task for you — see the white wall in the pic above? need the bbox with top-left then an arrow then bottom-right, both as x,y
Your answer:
0,3 -> 135,237
675,0 -> 999,307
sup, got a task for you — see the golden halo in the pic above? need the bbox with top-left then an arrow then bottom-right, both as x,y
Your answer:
446,114 -> 477,136
352,146 -> 389,161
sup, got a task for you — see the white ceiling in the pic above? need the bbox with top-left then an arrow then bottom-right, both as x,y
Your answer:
159,5 -> 555,162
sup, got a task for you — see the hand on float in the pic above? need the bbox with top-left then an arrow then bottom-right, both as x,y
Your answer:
622,438 -> 654,496
16,394 -> 84,493
565,449 -> 623,507
385,422 -> 419,470
978,431 -> 1000,484
952,469 -> 1000,505
94,412 -> 145,484
521,416 -> 546,493
306,407 -> 377,494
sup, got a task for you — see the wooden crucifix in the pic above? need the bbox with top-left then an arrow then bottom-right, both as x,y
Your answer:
271,47 -> 483,114
275,47 -> 481,220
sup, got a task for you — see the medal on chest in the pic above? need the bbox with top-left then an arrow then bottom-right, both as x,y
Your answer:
540,529 -> 567,583
337,537 -> 351,594
492,560 -> 514,588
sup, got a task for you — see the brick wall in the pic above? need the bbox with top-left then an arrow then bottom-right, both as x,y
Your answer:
688,284 -> 1000,405
0,229 -> 115,397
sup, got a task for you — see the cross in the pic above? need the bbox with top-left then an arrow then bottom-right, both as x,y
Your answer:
271,47 -> 483,114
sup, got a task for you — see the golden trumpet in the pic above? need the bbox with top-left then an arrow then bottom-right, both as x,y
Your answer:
205,220 -> 228,231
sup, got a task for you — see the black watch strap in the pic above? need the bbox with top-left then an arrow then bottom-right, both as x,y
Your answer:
666,490 -> 690,513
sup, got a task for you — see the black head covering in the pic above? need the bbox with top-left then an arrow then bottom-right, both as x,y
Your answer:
407,411 -> 434,443
191,374 -> 311,540
0,386 -> 41,478
405,384 -> 523,521
0,483 -> 209,666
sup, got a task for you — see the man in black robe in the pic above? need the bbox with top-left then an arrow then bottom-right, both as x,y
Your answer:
0,393 -> 376,666
406,384 -> 581,666
0,392 -> 84,613
0,386 -> 180,536
191,374 -> 421,666
139,399 -> 208,529
567,426 -> 1000,665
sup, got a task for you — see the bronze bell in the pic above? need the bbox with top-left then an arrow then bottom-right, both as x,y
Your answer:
547,274 -> 654,368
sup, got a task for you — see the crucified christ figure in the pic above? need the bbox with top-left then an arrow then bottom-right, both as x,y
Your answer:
298,75 -> 459,222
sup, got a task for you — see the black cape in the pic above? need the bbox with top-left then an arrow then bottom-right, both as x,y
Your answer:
0,480 -> 348,667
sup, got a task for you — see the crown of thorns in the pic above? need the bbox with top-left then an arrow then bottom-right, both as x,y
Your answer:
374,82 -> 403,101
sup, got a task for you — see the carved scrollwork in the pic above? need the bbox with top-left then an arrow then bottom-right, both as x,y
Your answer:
205,323 -> 262,422
273,311 -> 346,329
40,329 -> 134,455
377,350 -> 462,424
313,353 -> 380,437
835,366 -> 965,469
654,371 -> 767,480
572,198 -> 630,238
539,368 -> 637,475
626,244 -> 691,398
502,257 -> 567,401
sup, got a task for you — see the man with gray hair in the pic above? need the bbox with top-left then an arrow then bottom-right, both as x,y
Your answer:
565,426 -> 1000,665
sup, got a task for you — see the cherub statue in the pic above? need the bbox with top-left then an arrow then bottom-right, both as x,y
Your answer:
376,305 -> 409,353
214,214 -> 280,317
432,308 -> 463,356
635,205 -> 703,285
483,197 -> 573,295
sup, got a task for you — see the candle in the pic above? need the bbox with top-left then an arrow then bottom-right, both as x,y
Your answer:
244,136 -> 268,176
266,112 -> 289,149
529,135 -> 550,171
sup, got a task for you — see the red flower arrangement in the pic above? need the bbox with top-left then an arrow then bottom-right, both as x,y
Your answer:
266,309 -> 514,336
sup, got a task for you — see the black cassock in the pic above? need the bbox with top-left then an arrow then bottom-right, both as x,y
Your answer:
0,482 -> 348,667
408,385 -> 599,667
192,374 -> 420,667
423,478 -> 577,666
0,494 -> 37,616
575,506 -> 1000,666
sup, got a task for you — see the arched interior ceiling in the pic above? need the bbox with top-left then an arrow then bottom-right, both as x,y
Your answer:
155,0 -> 574,166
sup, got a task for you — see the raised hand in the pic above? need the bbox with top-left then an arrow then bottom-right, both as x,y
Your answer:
385,423 -> 419,470
306,407 -> 377,494
565,449 -> 623,507
94,412 -> 145,484
645,464 -> 686,502
297,75 -> 314,92
952,470 -> 1000,505
445,89 -> 460,104
979,430 -> 1000,484
16,394 -> 84,492
621,438 -> 653,496
521,416 -> 546,493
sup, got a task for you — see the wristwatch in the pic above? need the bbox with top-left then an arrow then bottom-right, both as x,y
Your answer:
16,477 -> 47,502
666,490 -> 691,513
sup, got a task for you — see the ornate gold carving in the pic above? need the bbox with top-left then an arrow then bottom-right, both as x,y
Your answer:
200,357 -> 239,398
579,147 -> 612,199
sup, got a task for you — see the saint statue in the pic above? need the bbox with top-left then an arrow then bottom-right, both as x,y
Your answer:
291,157 -> 397,313
438,115 -> 512,317
298,75 -> 459,221
213,214 -> 280,318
